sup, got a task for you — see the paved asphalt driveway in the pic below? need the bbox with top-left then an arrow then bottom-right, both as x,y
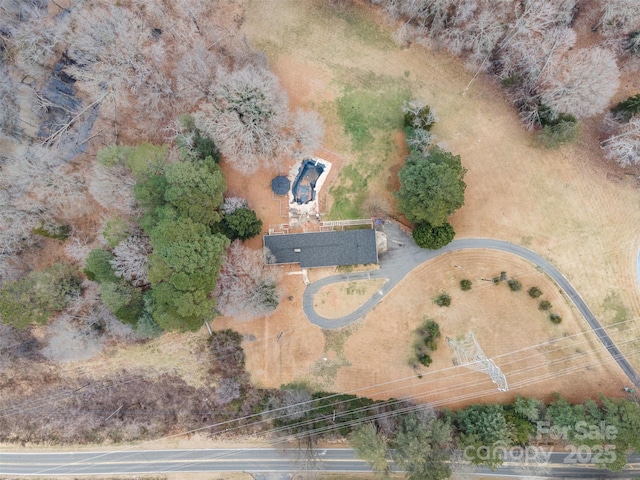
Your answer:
302,221 -> 640,389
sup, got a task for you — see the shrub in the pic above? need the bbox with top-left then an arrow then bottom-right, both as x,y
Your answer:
539,300 -> 552,311
210,329 -> 246,378
98,143 -> 167,179
137,310 -> 163,338
102,217 -> 129,247
411,318 -> 440,369
417,319 -> 441,350
405,127 -> 432,153
537,118 -> 580,148
0,263 -> 82,329
99,282 -> 144,325
460,279 -> 472,291
222,207 -> 263,241
549,313 -> 562,324
412,222 -> 455,249
626,31 -> 640,56
32,222 -> 71,241
611,94 -> 640,123
97,144 -> 132,167
177,114 -> 221,162
417,353 -> 433,367
507,279 -> 522,292
404,101 -> 435,130
493,273 -> 506,284
84,249 -> 119,283
435,293 -> 451,307
528,286 -> 543,298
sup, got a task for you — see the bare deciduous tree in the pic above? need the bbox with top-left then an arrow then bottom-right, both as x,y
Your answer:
65,4 -> 151,97
0,145 -> 69,259
111,234 -> 151,286
499,26 -> 577,91
596,0 -> 640,42
194,64 -> 292,174
222,196 -> 249,215
537,47 -> 620,118
292,109 -> 325,158
64,235 -> 94,264
214,377 -> 242,405
280,384 -> 313,421
442,1 -> 510,66
214,241 -> 282,321
0,64 -> 19,136
174,40 -> 221,109
88,163 -> 137,214
602,116 -> 640,166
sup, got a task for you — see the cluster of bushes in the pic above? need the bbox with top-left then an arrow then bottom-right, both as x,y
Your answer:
396,101 -> 466,250
491,271 -> 562,323
275,390 -> 379,438
410,318 -> 441,368
92,131 -> 266,332
0,263 -> 82,329
528,287 -> 561,322
84,249 -> 145,328
0,327 -> 271,445
31,221 -> 72,241
346,391 -> 640,475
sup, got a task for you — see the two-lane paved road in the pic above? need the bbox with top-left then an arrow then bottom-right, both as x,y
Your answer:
302,222 -> 640,389
2,449 -> 640,477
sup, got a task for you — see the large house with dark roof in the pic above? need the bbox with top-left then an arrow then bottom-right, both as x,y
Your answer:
263,229 -> 378,268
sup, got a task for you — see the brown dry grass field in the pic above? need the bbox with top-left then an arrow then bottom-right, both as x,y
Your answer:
314,279 -> 387,319
213,0 -> 640,408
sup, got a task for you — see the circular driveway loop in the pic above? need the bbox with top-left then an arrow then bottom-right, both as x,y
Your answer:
302,221 -> 640,389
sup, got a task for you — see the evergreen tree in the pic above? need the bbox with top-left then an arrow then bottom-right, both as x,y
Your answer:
397,146 -> 466,227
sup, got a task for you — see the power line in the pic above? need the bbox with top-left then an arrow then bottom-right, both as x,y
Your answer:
24,343 -> 640,476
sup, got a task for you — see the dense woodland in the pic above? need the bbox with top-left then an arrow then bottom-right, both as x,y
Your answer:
0,0 -> 321,335
1,0 -> 640,475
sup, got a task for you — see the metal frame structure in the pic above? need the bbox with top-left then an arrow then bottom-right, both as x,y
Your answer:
447,332 -> 509,391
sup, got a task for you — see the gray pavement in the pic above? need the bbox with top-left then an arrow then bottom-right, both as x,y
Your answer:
2,448 -> 639,477
302,221 -> 640,389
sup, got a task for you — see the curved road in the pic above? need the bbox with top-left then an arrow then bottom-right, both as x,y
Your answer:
302,222 -> 640,389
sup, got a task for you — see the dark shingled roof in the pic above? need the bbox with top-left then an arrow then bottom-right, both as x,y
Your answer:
264,229 -> 378,268
271,175 -> 290,195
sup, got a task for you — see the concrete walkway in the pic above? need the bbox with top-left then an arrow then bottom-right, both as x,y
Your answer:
302,221 -> 640,389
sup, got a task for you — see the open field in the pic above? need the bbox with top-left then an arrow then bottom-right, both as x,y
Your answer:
214,0 -> 640,405
314,279 -> 387,319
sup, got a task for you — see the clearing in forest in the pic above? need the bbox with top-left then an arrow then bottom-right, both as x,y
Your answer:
213,0 -> 640,406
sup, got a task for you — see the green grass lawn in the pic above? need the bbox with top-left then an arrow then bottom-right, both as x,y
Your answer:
329,72 -> 411,219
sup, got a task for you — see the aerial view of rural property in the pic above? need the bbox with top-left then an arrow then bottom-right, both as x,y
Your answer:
3,0 -> 640,478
